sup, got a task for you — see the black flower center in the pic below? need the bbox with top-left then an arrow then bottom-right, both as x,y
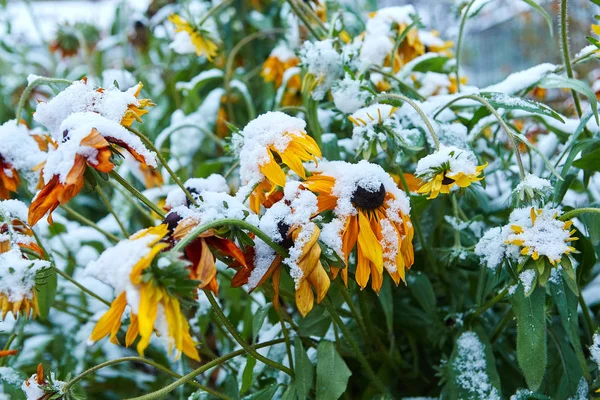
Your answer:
276,221 -> 294,249
163,212 -> 182,234
441,175 -> 455,185
62,129 -> 70,143
185,187 -> 200,207
351,183 -> 386,210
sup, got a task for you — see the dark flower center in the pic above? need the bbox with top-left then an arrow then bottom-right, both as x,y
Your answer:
276,221 -> 294,249
163,212 -> 182,234
351,183 -> 386,210
62,129 -> 70,142
441,175 -> 455,185
185,187 -> 200,207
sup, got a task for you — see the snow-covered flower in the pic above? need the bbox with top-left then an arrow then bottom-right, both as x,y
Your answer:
299,39 -> 343,101
512,173 -> 553,206
87,224 -> 200,361
22,364 -> 67,400
168,13 -> 218,61
236,112 -> 321,213
332,75 -> 370,114
261,44 -> 300,88
415,145 -> 487,199
305,160 -> 414,292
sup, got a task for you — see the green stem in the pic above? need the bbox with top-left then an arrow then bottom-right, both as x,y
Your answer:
579,290 -> 597,340
109,171 -> 165,218
53,265 -> 111,307
285,0 -> 324,39
559,0 -> 584,119
451,195 -> 462,247
223,160 -> 240,179
16,77 -> 72,124
338,283 -> 369,341
204,290 -> 293,376
470,287 -> 509,320
455,0 -> 476,93
126,126 -> 197,207
559,207 -> 600,221
96,185 -> 129,237
374,93 -> 440,149
490,309 -> 513,343
294,0 -> 327,34
62,357 -> 228,399
172,218 -> 287,257
434,94 -> 526,180
323,298 -> 389,395
125,339 -> 285,400
197,0 -> 234,26
61,205 -> 120,243
0,334 -> 17,367
108,180 -> 156,224
278,310 -> 294,370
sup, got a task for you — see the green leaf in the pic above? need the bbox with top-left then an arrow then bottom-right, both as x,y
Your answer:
379,278 -> 394,335
241,356 -> 257,394
549,275 -> 587,379
245,384 -> 278,400
294,338 -> 314,400
521,0 -> 553,36
511,284 -> 547,391
407,272 -> 437,317
573,147 -> 600,172
280,385 -> 297,400
36,267 -> 57,320
316,341 -> 352,400
412,56 -> 450,73
539,74 -> 599,124
479,92 -> 564,123
297,306 -> 331,338
252,304 -> 271,342
581,211 -> 600,246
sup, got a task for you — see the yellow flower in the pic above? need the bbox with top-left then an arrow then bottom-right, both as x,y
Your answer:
415,146 -> 487,200
505,208 -> 578,265
304,162 -> 414,293
261,46 -> 300,88
120,83 -> 155,127
168,14 -> 218,61
90,225 -> 200,361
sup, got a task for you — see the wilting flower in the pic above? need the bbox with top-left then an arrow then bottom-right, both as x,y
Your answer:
415,145 -> 487,199
120,83 -> 155,127
236,112 -> 321,213
22,364 -> 67,400
261,45 -> 300,88
49,22 -> 100,58
305,161 -> 414,292
240,183 -> 329,316
0,121 -> 48,200
168,14 -> 218,61
505,207 -> 578,265
87,225 -> 200,360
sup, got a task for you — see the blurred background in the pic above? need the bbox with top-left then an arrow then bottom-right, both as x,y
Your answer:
2,0 -> 597,86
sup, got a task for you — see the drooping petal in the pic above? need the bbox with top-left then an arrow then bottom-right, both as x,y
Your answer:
90,292 -> 127,344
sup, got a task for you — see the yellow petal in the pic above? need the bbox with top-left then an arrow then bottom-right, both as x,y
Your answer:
357,212 -> 383,272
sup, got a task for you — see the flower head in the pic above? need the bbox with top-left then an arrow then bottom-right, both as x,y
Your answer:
262,44 -> 300,88
168,14 -> 218,61
305,161 -> 414,292
236,112 -> 321,213
87,225 -> 200,361
415,145 -> 487,199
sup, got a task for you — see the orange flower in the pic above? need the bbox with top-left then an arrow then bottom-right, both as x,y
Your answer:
261,46 -> 300,88
0,157 -> 19,200
120,83 -> 155,127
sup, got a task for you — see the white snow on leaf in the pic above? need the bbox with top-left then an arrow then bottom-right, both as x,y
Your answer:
453,331 -> 500,400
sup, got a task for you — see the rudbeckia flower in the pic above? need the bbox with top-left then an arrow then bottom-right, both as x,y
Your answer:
261,45 -> 300,88
239,183 -> 330,316
87,225 -> 200,361
120,83 -> 155,127
168,14 -> 218,61
305,161 -> 414,293
236,112 -> 321,213
415,145 -> 487,200
505,207 -> 578,265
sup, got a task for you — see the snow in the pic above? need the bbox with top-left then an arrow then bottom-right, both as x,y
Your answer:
0,200 -> 29,222
0,121 -> 47,191
175,69 -> 224,92
332,76 -> 369,114
519,270 -> 536,293
483,63 -> 556,94
269,44 -> 298,63
474,226 -> 516,269
590,333 -> 600,369
513,173 -> 552,203
102,69 -> 136,90
0,367 -> 22,387
170,190 -> 257,228
22,375 -> 46,400
236,111 -> 307,185
165,174 -> 229,209
299,39 -> 343,101
415,145 -> 479,180
0,248 -> 49,303
453,331 -> 500,400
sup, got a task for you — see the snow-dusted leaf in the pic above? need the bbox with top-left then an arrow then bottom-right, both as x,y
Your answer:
538,74 -> 599,124
478,92 -> 564,123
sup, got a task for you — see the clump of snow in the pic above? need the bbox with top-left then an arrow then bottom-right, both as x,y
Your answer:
474,226 -> 514,269
332,75 -> 369,114
483,63 -> 556,94
268,43 -> 298,63
299,39 -> 343,100
512,173 -> 552,204
349,103 -> 401,152
567,378 -> 588,400
165,174 -> 229,209
589,333 -> 600,369
248,182 -> 319,289
518,270 -> 536,293
415,145 -> 479,181
0,248 -> 49,304
0,120 -> 47,191
235,111 -> 308,186
102,69 -> 136,89
0,199 -> 30,222
170,190 -> 257,228
453,331 -> 500,399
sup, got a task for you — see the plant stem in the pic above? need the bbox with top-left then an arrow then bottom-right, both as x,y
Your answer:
204,290 -> 294,376
374,93 -> 440,149
470,287 -> 509,320
108,180 -> 156,224
323,298 -> 389,395
278,310 -> 294,370
109,171 -> 165,218
434,94 -> 526,180
285,0 -> 324,39
125,339 -> 285,400
96,186 -> 129,237
172,218 -> 288,257
198,0 -> 234,26
579,291 -> 597,340
455,0 -> 476,93
126,126 -> 197,207
559,0 -> 584,119
62,357 -> 228,399
0,334 -> 17,367
559,207 -> 600,221
16,77 -> 72,124
61,205 -> 120,243
52,265 -> 111,307
490,309 -> 513,343
338,283 -> 369,340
